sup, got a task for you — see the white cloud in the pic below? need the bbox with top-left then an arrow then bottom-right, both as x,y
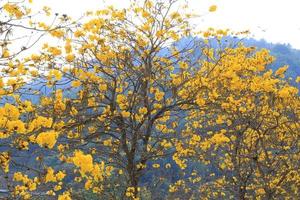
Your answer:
30,0 -> 300,49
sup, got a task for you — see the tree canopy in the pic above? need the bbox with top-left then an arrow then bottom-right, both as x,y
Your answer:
0,0 -> 299,199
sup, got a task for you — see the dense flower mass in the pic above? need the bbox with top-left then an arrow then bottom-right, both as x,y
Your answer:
0,0 -> 299,199
36,131 -> 59,149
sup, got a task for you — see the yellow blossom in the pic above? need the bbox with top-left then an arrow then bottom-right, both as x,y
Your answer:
209,5 -> 217,12
36,131 -> 59,149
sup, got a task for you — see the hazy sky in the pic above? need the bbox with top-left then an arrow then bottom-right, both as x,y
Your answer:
31,0 -> 300,49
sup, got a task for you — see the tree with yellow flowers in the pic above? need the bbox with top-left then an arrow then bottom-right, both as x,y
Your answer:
171,46 -> 300,199
0,0 -> 300,199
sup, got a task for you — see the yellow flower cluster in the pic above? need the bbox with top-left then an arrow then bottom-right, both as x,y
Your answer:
116,94 -> 128,110
21,100 -> 34,112
45,167 -> 66,183
152,163 -> 160,168
278,86 -> 298,98
138,107 -> 148,115
28,116 -> 53,132
50,30 -> 65,38
58,191 -> 72,200
169,180 -> 185,193
125,187 -> 140,199
0,152 -> 10,173
48,69 -> 63,81
54,89 -> 66,112
6,120 -> 26,134
155,90 -> 164,101
210,131 -> 230,145
48,47 -> 62,56
209,5 -> 217,12
72,150 -> 94,174
275,65 -> 289,78
121,110 -> 131,118
70,150 -> 114,193
13,172 -> 38,199
3,3 -> 24,19
36,131 -> 59,149
0,103 -> 28,135
1,103 -> 20,120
